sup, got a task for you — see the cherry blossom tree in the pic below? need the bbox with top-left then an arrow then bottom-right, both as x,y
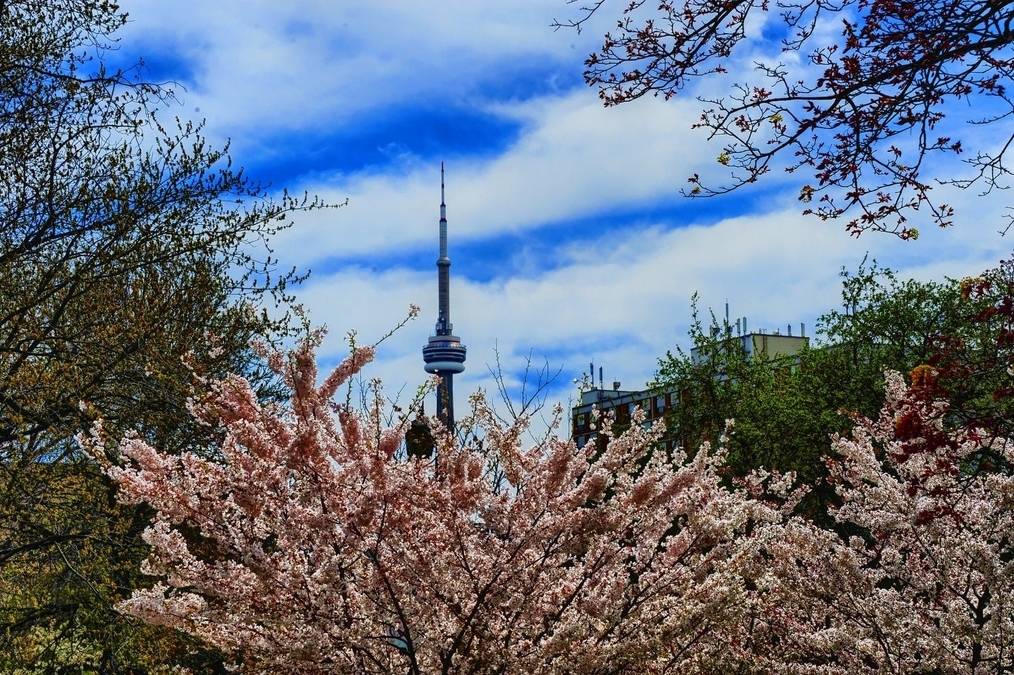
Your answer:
92,323 -> 1014,672
91,333 -> 790,674
747,368 -> 1014,673
556,0 -> 1014,237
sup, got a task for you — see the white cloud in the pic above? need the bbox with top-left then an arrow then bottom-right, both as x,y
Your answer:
299,201 -> 1011,422
270,91 -> 721,266
120,0 -> 591,141
115,0 -> 1014,434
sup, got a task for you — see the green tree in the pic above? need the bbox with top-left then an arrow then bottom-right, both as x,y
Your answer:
653,262 -> 971,518
652,302 -> 827,487
0,1 -> 323,671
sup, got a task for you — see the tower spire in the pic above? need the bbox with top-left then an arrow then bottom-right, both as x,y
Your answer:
437,162 -> 450,334
422,162 -> 466,430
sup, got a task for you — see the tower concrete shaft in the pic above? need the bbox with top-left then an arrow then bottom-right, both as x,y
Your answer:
422,163 -> 466,429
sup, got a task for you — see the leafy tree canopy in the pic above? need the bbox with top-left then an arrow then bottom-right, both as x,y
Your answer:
651,260 -> 1005,518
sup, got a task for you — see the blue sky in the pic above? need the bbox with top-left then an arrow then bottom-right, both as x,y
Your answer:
116,1 -> 1014,423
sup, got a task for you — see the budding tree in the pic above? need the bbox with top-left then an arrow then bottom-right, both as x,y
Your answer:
557,0 -> 1014,236
0,0 -> 324,669
95,334 -> 791,675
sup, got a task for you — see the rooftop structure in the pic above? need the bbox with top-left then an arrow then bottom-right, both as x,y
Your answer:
692,315 -> 809,364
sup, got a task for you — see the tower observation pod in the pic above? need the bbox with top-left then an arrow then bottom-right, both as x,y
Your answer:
422,163 -> 466,429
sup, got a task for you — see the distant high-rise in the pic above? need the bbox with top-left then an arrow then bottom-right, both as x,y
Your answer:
422,163 -> 466,429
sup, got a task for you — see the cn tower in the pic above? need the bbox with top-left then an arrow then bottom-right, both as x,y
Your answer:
422,163 -> 466,429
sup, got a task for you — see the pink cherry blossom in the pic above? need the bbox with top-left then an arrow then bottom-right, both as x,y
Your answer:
101,339 -> 1014,673
102,340 -> 787,674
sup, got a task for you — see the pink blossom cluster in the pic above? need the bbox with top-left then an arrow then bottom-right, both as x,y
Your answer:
98,341 -> 1014,673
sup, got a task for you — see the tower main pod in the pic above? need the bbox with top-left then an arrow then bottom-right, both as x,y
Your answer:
422,163 -> 466,429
